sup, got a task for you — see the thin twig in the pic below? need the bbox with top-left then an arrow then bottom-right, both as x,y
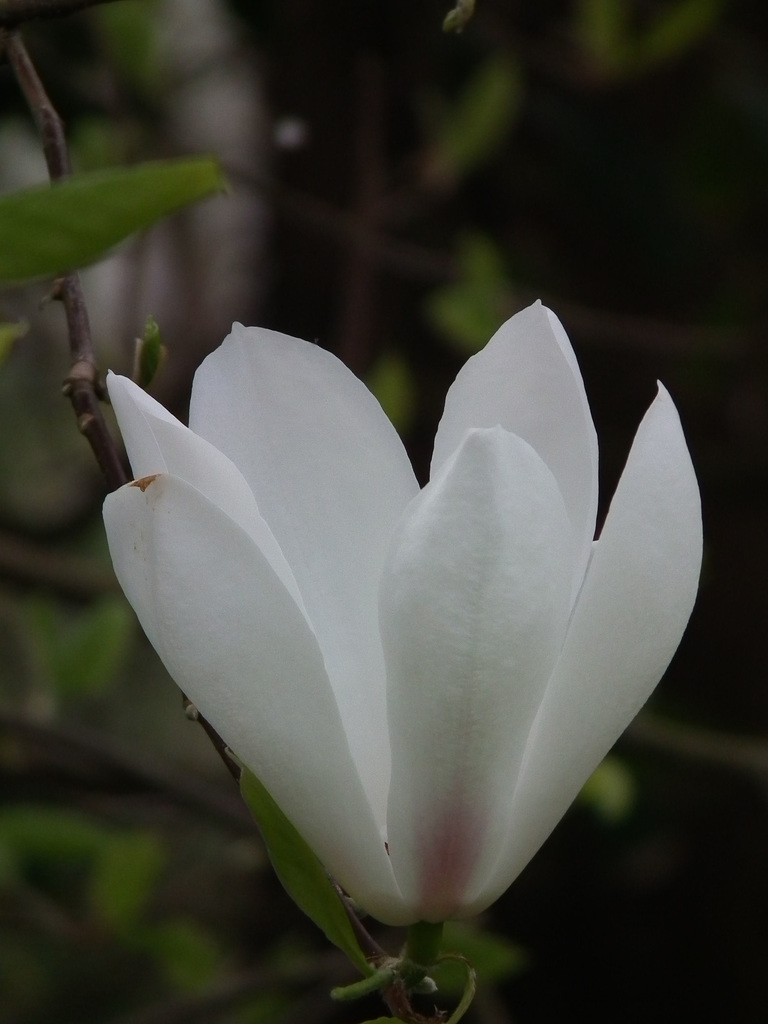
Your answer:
108,953 -> 344,1024
0,530 -> 118,598
0,710 -> 252,831
0,0 -> 121,27
628,713 -> 768,787
5,31 -> 128,491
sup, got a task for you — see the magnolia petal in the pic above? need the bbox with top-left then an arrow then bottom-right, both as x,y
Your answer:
472,385 -> 702,912
380,427 -> 573,922
103,474 -> 411,924
107,373 -> 305,616
188,325 -> 419,826
431,302 -> 598,605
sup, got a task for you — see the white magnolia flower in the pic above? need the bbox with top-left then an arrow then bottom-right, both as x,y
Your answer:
104,301 -> 702,926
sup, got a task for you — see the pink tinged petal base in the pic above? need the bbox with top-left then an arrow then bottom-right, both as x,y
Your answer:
472,385 -> 703,914
380,427 -> 573,922
189,325 -> 420,827
431,302 -> 599,606
103,474 -> 411,925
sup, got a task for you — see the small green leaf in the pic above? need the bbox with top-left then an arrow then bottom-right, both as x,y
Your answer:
24,595 -> 134,699
133,314 -> 166,389
0,320 -> 27,364
424,234 -> 512,353
427,57 -> 522,184
0,157 -> 226,285
443,0 -> 475,33
90,832 -> 166,932
240,769 -> 371,976
136,920 -> 221,991
360,1019 -> 410,1024
95,0 -> 162,100
580,755 -> 636,823
577,0 -> 628,71
0,805 -> 108,863
634,0 -> 721,70
366,351 -> 416,433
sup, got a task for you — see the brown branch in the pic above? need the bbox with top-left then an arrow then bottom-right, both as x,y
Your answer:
0,0 -> 122,27
0,710 -> 252,832
182,695 -> 242,783
0,529 -> 119,598
627,713 -> 768,788
108,953 -> 344,1024
6,31 -> 128,491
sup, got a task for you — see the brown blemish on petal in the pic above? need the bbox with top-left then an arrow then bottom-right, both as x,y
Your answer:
130,474 -> 161,492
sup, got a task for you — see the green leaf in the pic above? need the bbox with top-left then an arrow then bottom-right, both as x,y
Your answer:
135,919 -> 221,991
427,57 -> 522,184
0,157 -> 226,285
424,233 -> 512,353
366,351 -> 416,433
0,320 -> 27,364
90,832 -> 166,932
240,769 -> 371,976
577,0 -> 628,71
635,0 -> 722,70
24,595 -> 134,699
133,314 -> 166,389
359,1019 -> 410,1024
443,0 -> 475,33
0,805 -> 109,864
95,0 -> 162,100
579,755 -> 636,824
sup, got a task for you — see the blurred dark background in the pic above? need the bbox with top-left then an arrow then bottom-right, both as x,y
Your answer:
1,1 -> 767,1022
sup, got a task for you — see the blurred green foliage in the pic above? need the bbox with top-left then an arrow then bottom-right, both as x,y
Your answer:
424,234 -> 512,354
0,0 -> 765,1022
23,595 -> 133,700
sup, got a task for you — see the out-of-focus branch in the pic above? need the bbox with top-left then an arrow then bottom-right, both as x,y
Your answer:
628,713 -> 768,787
234,165 -> 746,359
5,31 -> 128,491
109,953 -> 344,1024
0,0 -> 121,27
0,530 -> 118,598
334,57 -> 386,375
0,710 -> 252,831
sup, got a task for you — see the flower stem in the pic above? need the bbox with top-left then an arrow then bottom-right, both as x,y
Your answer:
404,920 -> 444,969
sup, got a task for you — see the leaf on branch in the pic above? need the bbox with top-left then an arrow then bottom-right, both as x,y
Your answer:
0,320 -> 28,363
443,0 -> 476,33
240,768 -> 372,976
0,157 -> 226,285
359,1019 -> 410,1023
133,315 -> 166,389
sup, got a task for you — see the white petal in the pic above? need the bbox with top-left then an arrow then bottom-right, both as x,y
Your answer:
103,474 -> 411,924
473,385 -> 702,912
188,325 -> 420,825
380,427 -> 573,922
431,302 -> 598,605
107,373 -> 305,615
